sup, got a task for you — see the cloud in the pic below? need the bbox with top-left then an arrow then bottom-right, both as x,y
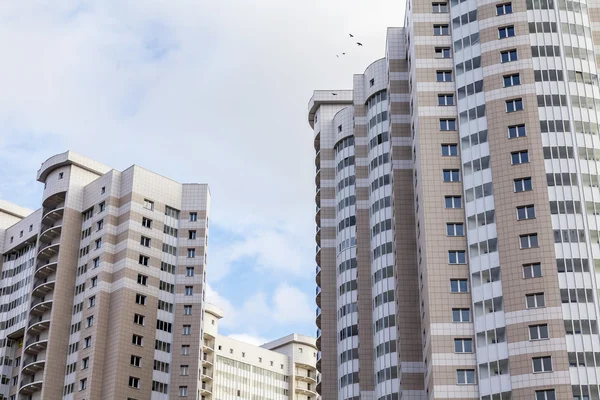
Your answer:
227,334 -> 271,347
272,284 -> 314,325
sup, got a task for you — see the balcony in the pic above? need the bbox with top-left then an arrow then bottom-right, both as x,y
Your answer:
31,278 -> 56,298
295,371 -> 317,384
203,340 -> 214,352
314,132 -> 320,152
28,317 -> 50,335
202,354 -> 213,366
315,188 -> 320,205
316,288 -> 321,308
295,386 -> 317,396
41,206 -> 64,226
315,170 -> 321,189
316,247 -> 321,265
315,227 -> 320,243
35,261 -> 58,278
37,243 -> 59,259
316,307 -> 321,328
315,207 -> 321,227
316,265 -> 321,287
19,378 -> 43,395
21,355 -> 45,375
24,337 -> 48,355
30,297 -> 53,316
38,224 -> 62,244
316,328 -> 321,348
201,371 -> 213,381
200,382 -> 212,394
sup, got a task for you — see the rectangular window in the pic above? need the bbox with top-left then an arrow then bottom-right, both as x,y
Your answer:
434,24 -> 450,35
456,369 -> 475,384
447,223 -> 464,236
529,324 -> 549,340
504,73 -> 521,87
517,205 -> 536,220
435,47 -> 452,58
98,201 -> 106,212
508,124 -> 526,138
506,98 -> 524,112
441,144 -> 458,156
82,357 -> 89,369
532,356 -> 552,372
131,355 -> 142,367
450,279 -> 469,293
95,238 -> 102,249
185,286 -> 193,296
438,94 -> 455,106
88,296 -> 96,308
496,2 -> 513,14
514,177 -> 532,192
445,196 -> 462,209
432,2 -> 449,12
181,345 -> 190,355
134,313 -> 145,325
535,390 -> 556,400
526,293 -> 546,308
90,276 -> 97,287
187,248 -> 195,258
79,378 -> 87,391
140,236 -> 151,247
189,230 -> 196,239
454,338 -> 473,353
132,334 -> 143,346
523,263 -> 542,278
139,255 -> 149,266
86,315 -> 94,328
143,199 -> 154,210
179,386 -> 188,396
448,251 -> 466,264
437,70 -> 452,82
93,257 -> 100,268
137,274 -> 148,286
84,336 -> 92,348
501,49 -> 518,63
443,169 -> 460,182
97,220 -> 104,231
142,217 -> 152,228
511,150 -> 529,164
181,365 -> 189,375
186,267 -> 195,277
498,25 -> 515,38
128,377 -> 140,389
183,325 -> 191,335
189,212 -> 197,222
135,293 -> 147,305
184,305 -> 192,315
440,119 -> 456,131
520,233 -> 539,249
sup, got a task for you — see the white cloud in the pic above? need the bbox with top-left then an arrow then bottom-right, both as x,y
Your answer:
227,333 -> 271,347
272,284 -> 314,325
205,283 -> 236,320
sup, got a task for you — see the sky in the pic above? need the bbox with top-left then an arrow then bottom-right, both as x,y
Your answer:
0,0 -> 405,346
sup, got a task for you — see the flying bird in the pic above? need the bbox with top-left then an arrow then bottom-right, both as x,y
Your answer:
357,42 -> 363,46
336,55 -> 339,58
349,33 -> 354,37
342,53 -> 346,55
332,93 -> 338,96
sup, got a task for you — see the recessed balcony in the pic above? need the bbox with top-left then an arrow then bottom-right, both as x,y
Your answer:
31,278 -> 56,298
315,187 -> 320,205
19,379 -> 43,395
28,318 -> 50,335
35,261 -> 58,279
24,337 -> 48,355
295,386 -> 317,396
41,206 -> 64,226
21,356 -> 46,375
39,225 -> 62,244
30,297 -> 53,316
37,243 -> 59,259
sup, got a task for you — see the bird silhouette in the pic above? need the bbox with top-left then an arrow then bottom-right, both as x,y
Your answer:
357,42 -> 363,46
349,33 -> 354,37
336,55 -> 339,58
342,53 -> 346,55
332,93 -> 338,96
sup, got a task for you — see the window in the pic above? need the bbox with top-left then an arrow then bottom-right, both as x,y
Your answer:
86,315 -> 94,328
432,2 -> 448,12
142,217 -> 152,228
97,220 -> 104,231
93,257 -> 100,268
84,336 -> 92,348
511,150 -> 529,164
441,144 -> 458,156
501,49 -> 518,63
437,71 -> 452,82
187,248 -> 195,258
450,279 -> 469,293
532,356 -> 552,372
517,205 -> 536,220
131,355 -> 142,367
90,276 -> 97,288
456,369 -> 475,384
453,308 -> 470,322
535,390 -> 556,400
189,212 -> 197,222
447,223 -> 464,236
438,94 -> 454,106
137,274 -> 148,286
101,186 -> 105,194
504,73 -> 520,87
514,177 -> 532,192
498,25 -> 515,38
95,238 -> 102,249
82,357 -> 89,369
184,267 -> 194,277
129,376 -> 140,389
526,293 -> 546,309
506,98 -> 523,112
180,365 -> 189,376
508,124 -> 526,138
183,325 -> 191,335
188,230 -> 196,239
135,294 -> 147,305
139,255 -> 149,266
434,24 -> 450,35
529,324 -> 549,340
140,236 -> 151,247
369,79 -> 375,87
143,199 -> 154,210
134,314 -> 145,325
520,233 -> 539,249
132,334 -> 143,346
98,201 -> 106,212
448,251 -> 466,264
185,286 -> 193,296
443,169 -> 460,182
181,345 -> 190,355
88,296 -> 96,308
79,378 -> 87,391
440,119 -> 456,131
435,47 -> 451,58
454,339 -> 473,353
179,386 -> 188,396
445,196 -> 462,209
59,172 -> 64,179
184,305 -> 192,315
496,2 -> 512,14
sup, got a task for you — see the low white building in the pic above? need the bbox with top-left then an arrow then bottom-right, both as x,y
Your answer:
201,303 -> 319,400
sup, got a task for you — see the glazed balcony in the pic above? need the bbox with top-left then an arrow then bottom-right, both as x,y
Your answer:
31,277 -> 56,298
30,296 -> 53,316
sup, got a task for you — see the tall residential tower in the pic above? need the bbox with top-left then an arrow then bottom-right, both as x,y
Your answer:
309,0 -> 600,398
0,151 -> 210,400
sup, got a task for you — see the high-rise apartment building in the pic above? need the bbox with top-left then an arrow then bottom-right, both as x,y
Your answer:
309,1 -> 600,397
201,303 -> 319,400
0,151 -> 210,400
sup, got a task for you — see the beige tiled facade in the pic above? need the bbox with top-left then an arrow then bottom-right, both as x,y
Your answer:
0,151 -> 210,400
308,0 -> 600,398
